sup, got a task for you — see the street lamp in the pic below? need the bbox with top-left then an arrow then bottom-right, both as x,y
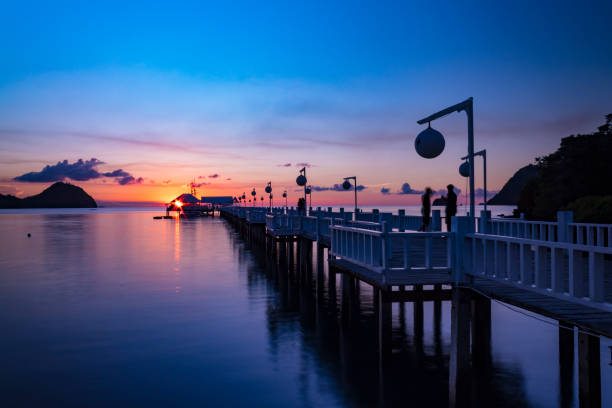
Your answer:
269,193 -> 273,209
342,176 -> 358,214
265,182 -> 272,210
251,188 -> 256,207
305,185 -> 312,207
296,167 -> 308,214
282,190 -> 287,208
417,97 -> 476,218
460,149 -> 487,213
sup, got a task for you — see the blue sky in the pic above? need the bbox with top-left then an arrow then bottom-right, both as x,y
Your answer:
1,0 -> 611,203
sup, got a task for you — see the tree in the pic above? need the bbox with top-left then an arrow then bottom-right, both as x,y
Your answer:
517,114 -> 612,220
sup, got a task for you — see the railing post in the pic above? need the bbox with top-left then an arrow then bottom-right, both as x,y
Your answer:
452,216 -> 474,284
431,210 -> 441,231
478,210 -> 491,234
557,211 -> 573,243
398,209 -> 406,232
381,221 -> 389,277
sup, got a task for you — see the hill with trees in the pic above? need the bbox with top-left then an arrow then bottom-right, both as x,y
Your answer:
517,114 -> 612,221
0,182 -> 97,208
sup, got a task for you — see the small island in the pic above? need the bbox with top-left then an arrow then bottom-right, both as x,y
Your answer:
0,182 -> 97,208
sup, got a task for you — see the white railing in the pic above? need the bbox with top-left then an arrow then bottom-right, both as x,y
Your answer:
246,209 -> 267,223
569,223 -> 612,247
330,223 -> 453,276
330,225 -> 385,273
484,218 -> 558,241
464,233 -> 612,308
479,211 -> 612,249
266,214 -> 302,235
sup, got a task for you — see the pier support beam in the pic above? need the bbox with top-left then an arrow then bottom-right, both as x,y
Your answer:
449,288 -> 471,408
375,288 -> 392,360
559,324 -> 574,408
578,331 -> 601,408
470,294 -> 491,369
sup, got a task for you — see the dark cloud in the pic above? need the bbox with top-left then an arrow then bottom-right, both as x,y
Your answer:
14,158 -> 103,182
308,184 -> 366,192
198,175 -> 206,179
380,182 -> 462,196
13,158 -> 142,186
398,183 -> 424,195
209,173 -> 219,178
295,162 -> 312,168
277,163 -> 291,167
226,178 -> 232,181
117,176 -> 144,185
190,181 -> 209,188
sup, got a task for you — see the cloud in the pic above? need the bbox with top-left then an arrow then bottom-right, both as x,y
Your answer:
226,178 -> 232,181
295,162 -> 313,168
208,173 -> 219,178
277,163 -> 291,167
198,175 -> 206,179
398,183 -> 424,195
162,180 -> 172,184
190,181 -> 209,188
380,187 -> 391,195
117,176 -> 144,185
13,158 -> 143,185
308,184 -> 367,192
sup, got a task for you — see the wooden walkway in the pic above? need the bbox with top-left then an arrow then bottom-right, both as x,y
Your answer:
330,258 -> 453,289
470,277 -> 612,338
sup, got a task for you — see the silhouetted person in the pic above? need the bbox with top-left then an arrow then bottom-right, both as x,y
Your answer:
419,187 -> 433,231
445,184 -> 457,232
297,197 -> 306,215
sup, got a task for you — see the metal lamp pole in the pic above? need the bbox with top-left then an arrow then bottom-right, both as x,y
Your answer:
461,149 -> 487,213
343,176 -> 357,213
299,167 -> 307,203
417,97 -> 475,218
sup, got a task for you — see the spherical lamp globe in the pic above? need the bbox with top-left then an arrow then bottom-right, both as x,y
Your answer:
342,180 -> 351,190
415,127 -> 445,159
296,175 -> 307,186
459,161 -> 470,177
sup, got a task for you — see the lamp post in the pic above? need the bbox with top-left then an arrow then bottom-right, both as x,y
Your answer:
417,97 -> 476,218
241,193 -> 246,207
296,167 -> 307,214
342,176 -> 358,214
460,149 -> 487,213
283,190 -> 287,208
251,188 -> 256,207
305,185 -> 312,207
265,182 -> 272,210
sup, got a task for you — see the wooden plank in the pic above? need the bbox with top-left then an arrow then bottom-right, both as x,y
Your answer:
471,277 -> 612,338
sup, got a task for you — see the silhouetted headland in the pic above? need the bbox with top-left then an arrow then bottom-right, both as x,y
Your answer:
0,182 -> 97,208
487,164 -> 539,205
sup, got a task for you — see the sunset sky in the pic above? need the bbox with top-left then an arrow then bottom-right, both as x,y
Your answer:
1,1 -> 611,206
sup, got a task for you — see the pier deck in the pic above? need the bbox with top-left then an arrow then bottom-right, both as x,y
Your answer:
221,206 -> 612,339
470,277 -> 612,337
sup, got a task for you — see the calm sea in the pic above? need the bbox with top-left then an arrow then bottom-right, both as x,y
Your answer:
0,208 -> 609,407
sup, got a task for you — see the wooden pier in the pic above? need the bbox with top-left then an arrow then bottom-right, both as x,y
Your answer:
221,205 -> 611,407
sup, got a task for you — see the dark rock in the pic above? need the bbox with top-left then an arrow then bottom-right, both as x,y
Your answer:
0,182 -> 97,208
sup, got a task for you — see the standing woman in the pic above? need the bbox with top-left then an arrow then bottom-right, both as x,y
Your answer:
419,187 -> 433,231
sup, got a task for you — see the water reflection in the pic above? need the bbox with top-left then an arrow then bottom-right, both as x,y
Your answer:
230,220 -> 612,408
0,212 -> 608,407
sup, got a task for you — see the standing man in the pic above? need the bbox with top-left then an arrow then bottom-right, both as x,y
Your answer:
419,187 -> 433,231
445,184 -> 457,232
